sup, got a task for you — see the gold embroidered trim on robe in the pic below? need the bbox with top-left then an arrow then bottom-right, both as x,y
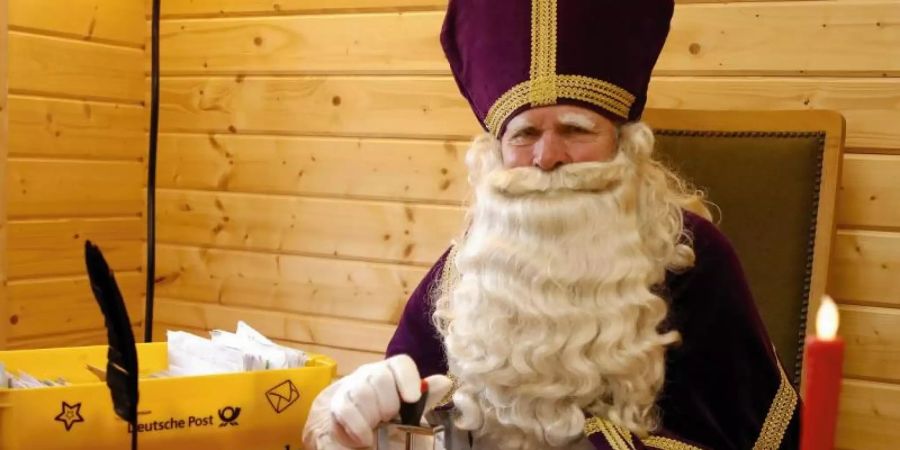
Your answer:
438,245 -> 459,300
584,418 -> 702,450
433,373 -> 459,409
583,417 -> 635,450
751,358 -> 798,450
433,245 -> 460,409
643,436 -> 703,450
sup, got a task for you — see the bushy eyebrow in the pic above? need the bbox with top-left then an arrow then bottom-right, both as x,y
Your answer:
558,112 -> 596,131
505,116 -> 535,137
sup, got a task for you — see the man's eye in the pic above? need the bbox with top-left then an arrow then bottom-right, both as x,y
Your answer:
511,129 -> 539,140
561,125 -> 591,135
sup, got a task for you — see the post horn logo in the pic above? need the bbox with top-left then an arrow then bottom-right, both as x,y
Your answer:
218,406 -> 241,427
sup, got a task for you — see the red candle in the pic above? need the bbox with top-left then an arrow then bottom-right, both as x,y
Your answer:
801,295 -> 845,450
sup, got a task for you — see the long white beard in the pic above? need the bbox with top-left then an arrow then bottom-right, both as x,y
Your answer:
434,125 -> 694,450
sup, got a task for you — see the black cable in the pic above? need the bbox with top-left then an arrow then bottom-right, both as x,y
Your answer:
145,0 -> 161,344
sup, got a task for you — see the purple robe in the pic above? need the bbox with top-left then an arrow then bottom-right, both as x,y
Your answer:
386,212 -> 800,450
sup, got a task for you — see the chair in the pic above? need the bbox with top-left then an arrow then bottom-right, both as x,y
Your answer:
643,109 -> 845,386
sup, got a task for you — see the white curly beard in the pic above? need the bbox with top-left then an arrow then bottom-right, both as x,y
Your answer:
433,123 -> 695,450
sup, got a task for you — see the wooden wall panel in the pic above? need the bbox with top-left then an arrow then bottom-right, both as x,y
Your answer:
841,305 -> 900,383
1,1 -> 9,349
830,230 -> 900,308
837,380 -> 900,450
8,273 -> 144,339
9,32 -> 145,103
158,0 -> 449,17
158,76 -> 900,150
159,3 -> 900,76
8,96 -> 146,160
6,329 -> 109,350
159,76 -> 478,139
5,0 -> 146,349
284,343 -> 383,377
156,190 -> 462,264
9,0 -> 145,46
657,1 -> 900,76
156,0 -> 821,19
157,134 -> 468,203
158,14 -> 447,75
837,154 -> 900,229
7,218 -> 143,280
647,77 -> 900,151
155,244 -> 427,323
7,159 -> 144,219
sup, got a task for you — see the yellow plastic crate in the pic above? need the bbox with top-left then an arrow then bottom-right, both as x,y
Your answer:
0,342 -> 336,450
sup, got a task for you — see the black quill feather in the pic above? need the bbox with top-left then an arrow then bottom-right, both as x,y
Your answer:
85,241 -> 139,448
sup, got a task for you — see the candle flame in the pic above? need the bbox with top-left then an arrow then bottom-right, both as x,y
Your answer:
816,295 -> 840,340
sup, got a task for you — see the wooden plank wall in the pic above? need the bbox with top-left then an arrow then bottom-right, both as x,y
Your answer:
1,0 -> 9,350
4,0 -> 146,350
152,1 -> 900,448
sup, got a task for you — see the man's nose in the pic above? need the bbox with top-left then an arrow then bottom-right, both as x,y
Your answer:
533,133 -> 568,171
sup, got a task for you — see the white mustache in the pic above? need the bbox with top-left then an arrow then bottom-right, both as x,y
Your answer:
485,157 -> 631,196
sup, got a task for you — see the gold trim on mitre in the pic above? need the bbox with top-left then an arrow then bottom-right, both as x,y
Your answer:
529,0 -> 558,105
484,0 -> 637,137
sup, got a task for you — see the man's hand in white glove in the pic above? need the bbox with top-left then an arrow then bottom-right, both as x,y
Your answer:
329,355 -> 453,448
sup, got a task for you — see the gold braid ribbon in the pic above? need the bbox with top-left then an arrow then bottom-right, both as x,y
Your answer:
584,417 -> 701,450
584,357 -> 798,450
752,354 -> 799,450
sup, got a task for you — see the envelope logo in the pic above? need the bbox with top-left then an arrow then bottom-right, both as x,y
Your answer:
266,380 -> 300,414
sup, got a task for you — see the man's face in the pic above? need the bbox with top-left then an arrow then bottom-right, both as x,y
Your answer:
500,105 -> 619,170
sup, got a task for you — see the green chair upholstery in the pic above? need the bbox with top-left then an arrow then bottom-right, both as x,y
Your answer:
645,109 -> 845,386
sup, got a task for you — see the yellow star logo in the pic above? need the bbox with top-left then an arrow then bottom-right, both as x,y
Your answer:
55,401 -> 85,431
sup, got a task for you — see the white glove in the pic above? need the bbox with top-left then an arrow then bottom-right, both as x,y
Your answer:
325,355 -> 452,449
